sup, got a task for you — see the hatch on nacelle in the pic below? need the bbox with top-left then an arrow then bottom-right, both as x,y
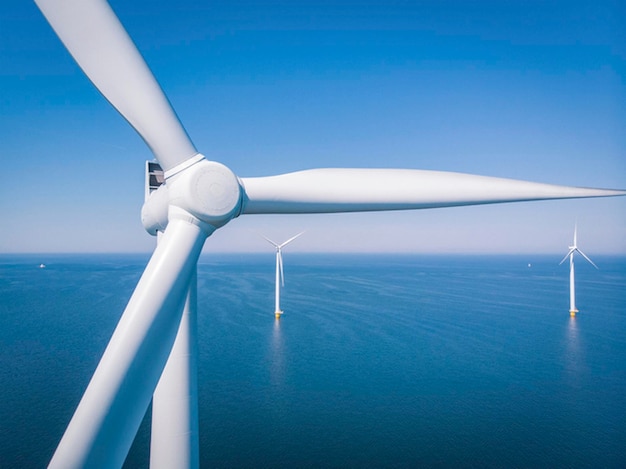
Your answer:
145,161 -> 164,201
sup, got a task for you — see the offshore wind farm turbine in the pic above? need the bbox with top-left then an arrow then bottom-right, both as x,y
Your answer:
260,232 -> 304,319
559,225 -> 598,317
32,0 -> 626,467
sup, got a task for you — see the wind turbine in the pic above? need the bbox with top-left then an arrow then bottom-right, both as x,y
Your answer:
559,224 -> 598,317
259,232 -> 304,319
32,0 -> 625,467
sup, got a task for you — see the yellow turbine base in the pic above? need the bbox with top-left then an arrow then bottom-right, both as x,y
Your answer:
275,311 -> 283,320
570,309 -> 578,317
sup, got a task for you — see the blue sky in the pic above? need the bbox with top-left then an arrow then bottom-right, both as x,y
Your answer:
1,0 -> 625,254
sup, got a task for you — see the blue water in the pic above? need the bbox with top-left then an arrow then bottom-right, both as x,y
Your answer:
1,254 -> 625,468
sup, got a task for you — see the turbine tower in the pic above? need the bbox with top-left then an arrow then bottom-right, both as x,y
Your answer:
559,224 -> 598,316
260,232 -> 304,319
32,0 -> 625,467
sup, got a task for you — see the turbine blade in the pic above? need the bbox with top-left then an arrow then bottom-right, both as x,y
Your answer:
34,0 -> 197,172
559,250 -> 574,265
573,223 -> 578,247
256,231 -> 280,248
279,231 -> 305,249
240,169 -> 626,214
49,219 -> 207,468
577,249 -> 599,269
278,250 -> 285,286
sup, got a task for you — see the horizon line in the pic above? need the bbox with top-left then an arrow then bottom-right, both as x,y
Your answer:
3,251 -> 626,257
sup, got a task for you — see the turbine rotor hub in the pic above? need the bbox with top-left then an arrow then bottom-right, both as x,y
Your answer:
142,157 -> 242,235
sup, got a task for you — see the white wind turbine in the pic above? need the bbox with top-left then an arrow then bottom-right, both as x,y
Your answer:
33,0 -> 625,467
259,232 -> 304,319
559,224 -> 598,317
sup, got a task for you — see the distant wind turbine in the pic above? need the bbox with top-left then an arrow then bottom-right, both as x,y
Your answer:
260,232 -> 304,319
559,224 -> 598,316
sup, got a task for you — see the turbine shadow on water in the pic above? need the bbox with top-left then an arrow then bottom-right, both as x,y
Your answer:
563,315 -> 585,382
269,318 -> 286,389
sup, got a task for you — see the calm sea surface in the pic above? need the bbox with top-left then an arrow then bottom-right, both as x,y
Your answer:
1,253 -> 625,468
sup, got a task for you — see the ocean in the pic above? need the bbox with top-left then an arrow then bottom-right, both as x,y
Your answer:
1,253 -> 625,468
